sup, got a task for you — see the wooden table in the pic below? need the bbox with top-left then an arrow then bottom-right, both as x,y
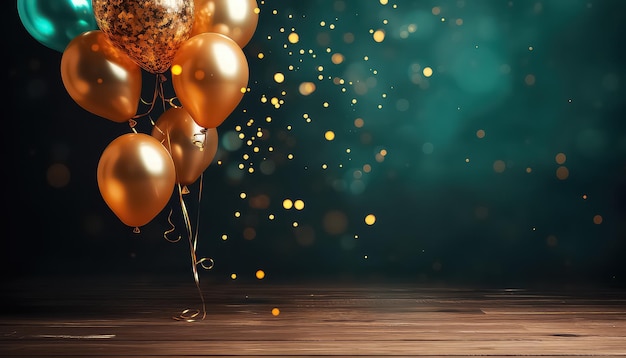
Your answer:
1,274 -> 625,357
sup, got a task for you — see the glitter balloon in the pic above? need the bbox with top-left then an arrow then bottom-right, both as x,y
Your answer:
92,0 -> 195,73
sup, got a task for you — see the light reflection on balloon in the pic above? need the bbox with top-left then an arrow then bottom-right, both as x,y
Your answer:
17,0 -> 98,52
60,30 -> 142,123
171,32 -> 249,129
151,107 -> 219,186
97,133 -> 176,228
190,0 -> 259,48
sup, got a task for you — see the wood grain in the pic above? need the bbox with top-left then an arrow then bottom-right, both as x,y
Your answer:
1,275 -> 625,357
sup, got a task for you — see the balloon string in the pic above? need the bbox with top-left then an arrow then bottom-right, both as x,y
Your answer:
173,182 -> 208,322
161,131 -> 212,322
193,173 -> 213,270
164,209 -> 181,243
134,74 -> 167,119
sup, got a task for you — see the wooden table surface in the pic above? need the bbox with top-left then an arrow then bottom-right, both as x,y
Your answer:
1,274 -> 625,357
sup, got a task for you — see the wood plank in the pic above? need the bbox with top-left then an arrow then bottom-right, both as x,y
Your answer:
1,275 -> 625,356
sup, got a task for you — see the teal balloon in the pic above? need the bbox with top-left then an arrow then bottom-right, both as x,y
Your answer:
17,0 -> 98,53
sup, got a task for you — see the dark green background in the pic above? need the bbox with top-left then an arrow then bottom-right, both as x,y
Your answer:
5,0 -> 626,287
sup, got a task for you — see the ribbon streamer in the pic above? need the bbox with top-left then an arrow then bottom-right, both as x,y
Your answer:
161,122 -> 211,322
172,177 -> 210,322
124,72 -> 211,321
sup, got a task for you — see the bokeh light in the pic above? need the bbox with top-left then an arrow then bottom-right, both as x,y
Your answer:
11,0 -> 626,286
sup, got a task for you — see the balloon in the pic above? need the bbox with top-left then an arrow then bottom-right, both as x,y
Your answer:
97,133 -> 176,228
152,107 -> 219,186
60,30 -> 142,123
17,0 -> 98,53
92,0 -> 195,74
190,0 -> 259,48
171,33 -> 249,129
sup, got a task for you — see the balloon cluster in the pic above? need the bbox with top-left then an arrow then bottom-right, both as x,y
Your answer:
18,0 -> 259,230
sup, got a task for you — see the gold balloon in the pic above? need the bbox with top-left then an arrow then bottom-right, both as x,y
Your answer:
61,30 -> 142,123
151,107 -> 219,186
97,133 -> 176,228
190,0 -> 259,48
171,32 -> 249,129
92,0 -> 195,74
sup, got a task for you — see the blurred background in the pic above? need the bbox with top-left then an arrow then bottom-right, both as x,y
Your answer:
4,0 -> 626,287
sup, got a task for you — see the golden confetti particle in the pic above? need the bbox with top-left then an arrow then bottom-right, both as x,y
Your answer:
256,270 -> 265,279
325,131 -> 335,141
257,52 -> 264,59
299,82 -> 316,95
322,210 -> 348,235
272,307 -> 280,316
274,72 -> 285,83
593,214 -> 603,224
354,118 -> 364,128
373,29 -> 385,42
423,67 -> 433,77
555,152 -> 566,164
221,234 -> 228,241
556,166 -> 569,180
171,64 -> 182,75
379,0 -> 388,4
47,163 -> 70,188
288,32 -> 299,43
294,199 -> 305,210
243,227 -> 256,240
331,53 -> 345,64
365,214 -> 376,225
283,199 -> 294,209
582,194 -> 588,200
230,273 -> 237,280
493,160 -> 506,173
432,6 -> 441,15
